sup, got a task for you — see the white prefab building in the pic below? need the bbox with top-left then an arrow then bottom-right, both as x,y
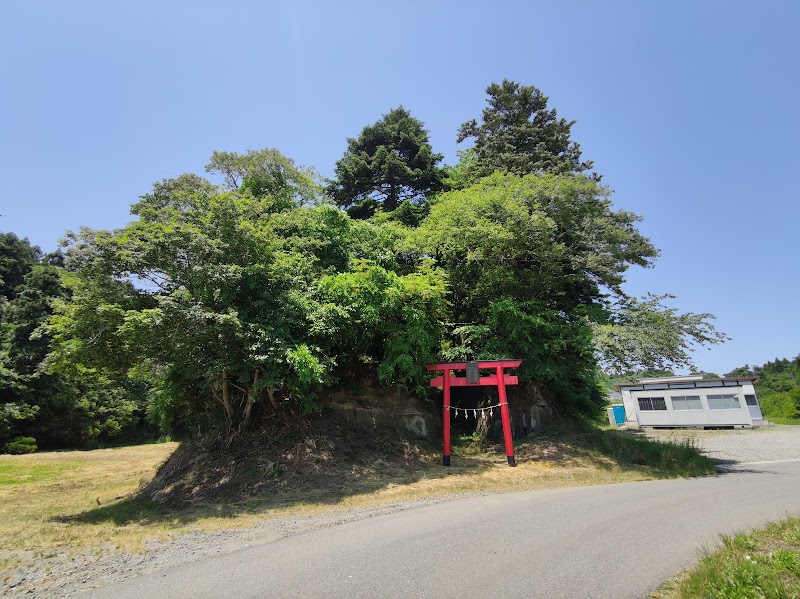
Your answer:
616,375 -> 764,429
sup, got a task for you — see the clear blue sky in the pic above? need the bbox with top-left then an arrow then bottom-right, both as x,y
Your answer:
2,1 -> 798,375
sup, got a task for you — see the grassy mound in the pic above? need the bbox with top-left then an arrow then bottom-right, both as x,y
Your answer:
140,416 -> 440,508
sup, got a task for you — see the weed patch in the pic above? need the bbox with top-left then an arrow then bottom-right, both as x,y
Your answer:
655,517 -> 800,598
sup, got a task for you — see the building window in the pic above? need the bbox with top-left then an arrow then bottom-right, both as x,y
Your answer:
707,394 -> 741,410
638,397 -> 667,411
671,395 -> 703,411
745,394 -> 759,406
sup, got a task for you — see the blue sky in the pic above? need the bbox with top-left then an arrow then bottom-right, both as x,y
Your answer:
2,1 -> 798,375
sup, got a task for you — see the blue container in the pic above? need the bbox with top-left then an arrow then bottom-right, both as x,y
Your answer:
612,404 -> 626,426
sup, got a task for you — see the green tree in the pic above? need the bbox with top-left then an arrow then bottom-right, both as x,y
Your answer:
0,232 -> 42,300
417,172 -> 658,414
327,107 -> 445,215
0,263 -> 144,450
591,293 -> 730,374
54,149 -> 448,435
418,172 -> 657,320
59,178 -> 333,432
310,260 -> 448,393
457,80 -> 595,182
206,148 -> 321,206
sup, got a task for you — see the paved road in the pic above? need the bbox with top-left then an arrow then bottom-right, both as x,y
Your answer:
77,460 -> 800,599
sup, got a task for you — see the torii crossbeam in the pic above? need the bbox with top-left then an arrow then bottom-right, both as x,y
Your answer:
426,359 -> 523,467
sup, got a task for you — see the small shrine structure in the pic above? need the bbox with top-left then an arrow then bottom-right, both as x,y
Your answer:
426,360 -> 523,467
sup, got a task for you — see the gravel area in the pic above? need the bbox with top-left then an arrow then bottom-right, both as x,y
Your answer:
642,424 -> 800,464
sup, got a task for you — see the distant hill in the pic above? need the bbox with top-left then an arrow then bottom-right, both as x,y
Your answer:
726,355 -> 800,422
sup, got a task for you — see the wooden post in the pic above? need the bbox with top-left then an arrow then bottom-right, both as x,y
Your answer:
443,368 -> 451,466
496,365 -> 516,466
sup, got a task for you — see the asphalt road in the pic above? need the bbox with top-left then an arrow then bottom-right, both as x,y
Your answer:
77,460 -> 800,599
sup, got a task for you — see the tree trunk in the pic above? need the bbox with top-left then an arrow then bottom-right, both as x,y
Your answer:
475,410 -> 490,441
266,385 -> 278,410
240,369 -> 259,432
221,369 -> 234,426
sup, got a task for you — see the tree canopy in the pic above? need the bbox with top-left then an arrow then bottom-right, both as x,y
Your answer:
726,355 -> 800,421
416,172 -> 663,413
327,107 -> 445,215
47,149 -> 447,436
0,233 -> 42,300
457,80 -> 595,182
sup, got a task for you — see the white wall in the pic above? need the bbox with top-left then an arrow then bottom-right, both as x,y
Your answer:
620,384 -> 754,427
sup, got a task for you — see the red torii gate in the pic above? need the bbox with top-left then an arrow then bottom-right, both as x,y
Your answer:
426,359 -> 522,467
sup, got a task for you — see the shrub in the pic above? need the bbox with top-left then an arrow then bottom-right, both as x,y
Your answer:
4,436 -> 38,454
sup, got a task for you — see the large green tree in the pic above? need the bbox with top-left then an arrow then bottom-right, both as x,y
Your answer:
457,80 -> 595,183
418,173 -> 656,320
1,263 -> 143,450
206,147 -> 321,206
327,107 -> 445,216
417,173 -> 658,413
54,150 -> 447,435
417,172 -> 725,414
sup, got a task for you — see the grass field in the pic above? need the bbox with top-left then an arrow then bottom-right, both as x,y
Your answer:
0,426 -> 715,581
654,517 -> 800,598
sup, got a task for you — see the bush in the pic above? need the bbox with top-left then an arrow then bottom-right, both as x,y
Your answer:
760,387 -> 800,420
4,436 -> 37,454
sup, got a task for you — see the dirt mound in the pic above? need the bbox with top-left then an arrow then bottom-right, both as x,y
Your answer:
140,415 -> 440,507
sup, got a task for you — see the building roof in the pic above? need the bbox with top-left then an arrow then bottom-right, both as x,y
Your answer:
614,376 -> 758,391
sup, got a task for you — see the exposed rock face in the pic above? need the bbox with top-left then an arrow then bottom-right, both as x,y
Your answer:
322,380 -> 555,444
509,382 -> 556,437
321,382 -> 440,442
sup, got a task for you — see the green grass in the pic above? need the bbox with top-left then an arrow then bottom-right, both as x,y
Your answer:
543,420 -> 717,478
0,461 -> 79,485
766,416 -> 800,426
655,517 -> 800,598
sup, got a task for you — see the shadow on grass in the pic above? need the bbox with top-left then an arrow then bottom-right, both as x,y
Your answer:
518,422 -> 718,478
60,419 -> 717,528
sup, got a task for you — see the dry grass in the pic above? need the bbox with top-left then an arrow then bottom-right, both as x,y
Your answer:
0,444 -> 178,570
0,424 -> 715,581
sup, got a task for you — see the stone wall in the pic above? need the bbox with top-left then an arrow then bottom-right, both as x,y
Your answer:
322,379 -> 555,444
321,381 -> 440,442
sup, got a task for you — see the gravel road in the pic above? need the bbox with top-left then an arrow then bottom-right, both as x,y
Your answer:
642,424 -> 800,464
5,425 -> 800,598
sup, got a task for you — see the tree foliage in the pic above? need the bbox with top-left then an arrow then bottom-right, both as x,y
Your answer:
418,173 -> 658,317
0,255 -> 144,449
457,80 -> 595,182
51,149 -> 447,436
591,293 -> 730,374
206,148 -> 321,206
0,233 -> 42,300
417,173 -> 661,413
726,355 -> 800,420
327,107 -> 445,214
